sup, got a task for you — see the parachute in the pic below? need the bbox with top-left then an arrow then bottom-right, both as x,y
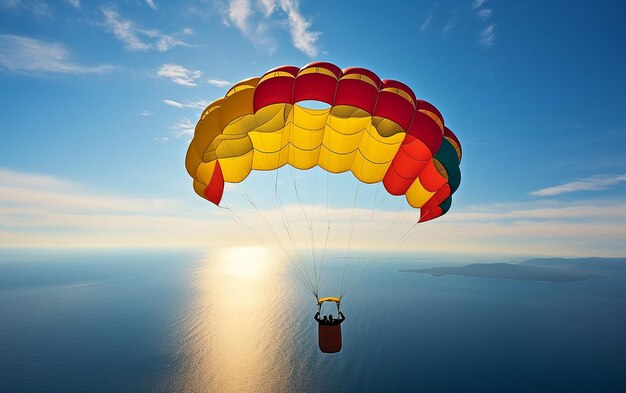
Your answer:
185,61 -> 462,300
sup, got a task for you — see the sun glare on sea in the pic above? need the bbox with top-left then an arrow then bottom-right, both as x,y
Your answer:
170,246 -> 298,392
218,246 -> 273,278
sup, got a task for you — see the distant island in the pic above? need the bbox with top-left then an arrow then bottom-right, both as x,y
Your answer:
401,257 -> 626,283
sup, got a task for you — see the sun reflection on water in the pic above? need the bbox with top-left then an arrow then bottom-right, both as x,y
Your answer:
219,247 -> 269,279
169,246 -> 309,393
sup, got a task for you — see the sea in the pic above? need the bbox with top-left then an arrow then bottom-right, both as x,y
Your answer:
1,248 -> 625,393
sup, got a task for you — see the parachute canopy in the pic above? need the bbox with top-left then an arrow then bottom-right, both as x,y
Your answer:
186,62 -> 462,222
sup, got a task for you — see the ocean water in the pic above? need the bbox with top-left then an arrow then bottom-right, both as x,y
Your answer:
1,248 -> 625,393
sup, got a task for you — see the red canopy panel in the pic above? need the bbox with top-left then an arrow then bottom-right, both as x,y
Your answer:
302,61 -> 343,78
204,161 -> 224,205
419,196 -> 443,222
342,67 -> 382,87
408,112 -> 443,154
382,138 -> 431,195
253,74 -> 296,111
293,72 -> 338,105
430,183 -> 452,205
417,99 -> 444,127
385,166 -> 420,195
374,88 -> 415,131
334,77 -> 379,113
381,79 -> 417,106
419,161 -> 448,192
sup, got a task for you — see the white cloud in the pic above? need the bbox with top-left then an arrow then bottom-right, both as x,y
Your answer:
530,174 -> 626,196
101,7 -> 188,52
479,24 -> 496,47
158,64 -> 202,87
477,8 -> 492,21
164,99 -> 184,108
145,0 -> 156,10
1,0 -> 52,18
473,0 -> 494,48
0,167 -> 230,248
0,168 -> 175,214
0,34 -> 113,75
429,200 -> 626,256
442,20 -> 454,34
280,0 -> 320,57
258,0 -> 275,16
420,14 -> 432,32
450,201 -> 626,222
225,0 -> 276,54
1,167 -> 626,256
0,167 -> 71,189
472,0 -> 487,9
163,99 -> 209,109
229,0 -> 252,31
141,110 -> 153,116
102,7 -> 148,51
223,0 -> 320,57
171,117 -> 196,138
65,0 -> 80,8
207,79 -> 232,88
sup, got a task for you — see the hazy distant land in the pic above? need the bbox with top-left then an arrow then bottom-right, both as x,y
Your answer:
401,257 -> 626,282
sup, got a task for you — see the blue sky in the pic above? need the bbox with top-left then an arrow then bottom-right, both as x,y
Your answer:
1,0 -> 625,256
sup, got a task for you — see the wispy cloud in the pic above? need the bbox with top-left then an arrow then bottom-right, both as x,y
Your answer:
101,7 -> 149,51
0,169 -> 174,213
158,64 -> 201,87
228,0 -> 251,30
530,174 -> 626,196
0,167 -> 228,248
164,99 -> 185,108
163,99 -> 209,109
472,0 -> 487,9
225,0 -> 277,54
0,34 -> 113,75
473,0 -> 495,48
101,6 -> 188,52
140,110 -> 153,116
425,200 -> 626,256
442,19 -> 454,34
479,24 -> 496,47
222,0 -> 320,57
0,0 -> 52,18
171,117 -> 195,138
145,0 -> 156,10
477,8 -> 492,21
207,78 -> 231,88
420,14 -> 432,32
280,0 -> 320,57
1,167 -> 625,255
65,0 -> 80,9
258,0 -> 275,16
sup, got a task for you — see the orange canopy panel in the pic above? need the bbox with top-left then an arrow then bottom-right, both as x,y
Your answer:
318,324 -> 343,353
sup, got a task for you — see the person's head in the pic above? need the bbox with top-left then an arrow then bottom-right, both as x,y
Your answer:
329,315 -> 334,320
323,315 -> 328,321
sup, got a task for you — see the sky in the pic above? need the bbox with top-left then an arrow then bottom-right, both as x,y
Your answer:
1,0 -> 625,257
